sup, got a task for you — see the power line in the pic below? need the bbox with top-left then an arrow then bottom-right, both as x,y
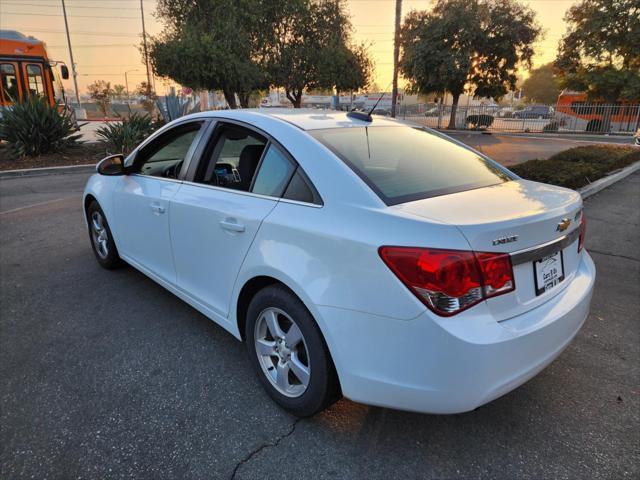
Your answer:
1,11 -> 141,19
0,1 -> 141,10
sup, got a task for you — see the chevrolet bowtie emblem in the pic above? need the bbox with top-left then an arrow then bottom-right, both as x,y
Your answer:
556,218 -> 571,232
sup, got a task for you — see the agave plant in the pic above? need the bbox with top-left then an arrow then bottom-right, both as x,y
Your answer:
96,113 -> 155,155
155,92 -> 201,123
0,97 -> 81,157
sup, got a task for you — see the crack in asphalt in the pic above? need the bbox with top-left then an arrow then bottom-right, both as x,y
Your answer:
588,249 -> 640,263
230,417 -> 302,480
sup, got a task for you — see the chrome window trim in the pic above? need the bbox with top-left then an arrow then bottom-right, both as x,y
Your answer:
178,179 -> 323,208
129,173 -> 183,185
510,227 -> 581,266
180,179 -> 279,202
278,198 -> 324,209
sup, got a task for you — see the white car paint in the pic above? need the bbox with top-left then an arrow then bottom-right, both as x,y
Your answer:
84,109 -> 595,414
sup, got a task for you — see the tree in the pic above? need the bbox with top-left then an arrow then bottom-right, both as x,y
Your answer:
112,84 -> 126,101
87,80 -> 114,117
136,82 -> 157,116
399,0 -> 541,129
265,0 -> 371,107
555,0 -> 640,102
149,0 -> 371,109
521,63 -> 561,104
150,0 -> 269,109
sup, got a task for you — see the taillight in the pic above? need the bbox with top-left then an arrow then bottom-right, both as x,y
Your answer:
379,247 -> 515,316
578,214 -> 587,252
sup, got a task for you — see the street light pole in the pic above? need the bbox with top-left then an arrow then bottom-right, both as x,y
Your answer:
61,0 -> 81,106
391,0 -> 402,118
140,0 -> 152,91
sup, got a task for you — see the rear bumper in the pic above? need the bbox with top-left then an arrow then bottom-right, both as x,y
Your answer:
317,252 -> 596,414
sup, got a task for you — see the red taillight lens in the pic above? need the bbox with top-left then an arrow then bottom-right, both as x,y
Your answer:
578,214 -> 587,252
379,247 -> 515,316
475,252 -> 515,298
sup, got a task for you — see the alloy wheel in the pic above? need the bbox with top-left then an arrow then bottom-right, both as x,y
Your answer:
90,211 -> 109,259
254,307 -> 311,398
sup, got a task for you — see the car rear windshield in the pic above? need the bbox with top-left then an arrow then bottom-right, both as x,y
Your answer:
310,126 -> 513,205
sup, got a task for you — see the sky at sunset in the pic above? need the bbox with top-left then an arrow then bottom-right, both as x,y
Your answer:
0,0 -> 579,96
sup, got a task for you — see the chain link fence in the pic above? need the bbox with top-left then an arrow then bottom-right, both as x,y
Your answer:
397,102 -> 640,134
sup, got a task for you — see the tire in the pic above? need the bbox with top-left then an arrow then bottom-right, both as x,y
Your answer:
245,285 -> 341,417
86,200 -> 122,269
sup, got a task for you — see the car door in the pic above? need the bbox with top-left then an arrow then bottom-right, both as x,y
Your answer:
170,121 -> 297,319
113,120 -> 206,284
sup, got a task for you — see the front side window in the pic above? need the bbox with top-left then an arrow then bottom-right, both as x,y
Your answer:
310,126 -> 513,205
137,123 -> 202,178
1,64 -> 19,102
26,64 -> 45,96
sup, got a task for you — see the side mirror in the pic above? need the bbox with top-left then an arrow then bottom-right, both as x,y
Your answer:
97,154 -> 126,176
60,64 -> 70,80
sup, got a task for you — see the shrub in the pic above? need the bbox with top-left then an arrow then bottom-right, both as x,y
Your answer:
96,113 -> 155,155
0,97 -> 81,158
510,145 -> 638,189
466,114 -> 494,129
155,92 -> 200,123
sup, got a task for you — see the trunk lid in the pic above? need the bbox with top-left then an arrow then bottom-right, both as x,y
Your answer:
392,179 -> 584,320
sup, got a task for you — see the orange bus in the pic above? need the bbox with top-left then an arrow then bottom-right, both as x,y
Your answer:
0,30 -> 69,108
555,91 -> 640,133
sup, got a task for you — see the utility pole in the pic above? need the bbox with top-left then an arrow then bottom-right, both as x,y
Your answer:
391,0 -> 402,118
61,0 -> 81,106
140,0 -> 152,92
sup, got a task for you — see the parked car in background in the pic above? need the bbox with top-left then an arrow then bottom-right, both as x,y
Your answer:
513,105 -> 554,119
84,109 -> 595,417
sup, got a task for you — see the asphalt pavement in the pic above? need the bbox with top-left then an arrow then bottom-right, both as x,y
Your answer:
0,170 -> 638,479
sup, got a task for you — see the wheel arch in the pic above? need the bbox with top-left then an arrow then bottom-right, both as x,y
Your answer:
234,273 -> 343,396
235,275 -> 282,341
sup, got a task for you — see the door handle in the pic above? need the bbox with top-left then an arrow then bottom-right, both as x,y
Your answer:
150,203 -> 166,214
220,218 -> 245,233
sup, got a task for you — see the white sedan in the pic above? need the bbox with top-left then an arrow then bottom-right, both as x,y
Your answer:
83,109 -> 595,417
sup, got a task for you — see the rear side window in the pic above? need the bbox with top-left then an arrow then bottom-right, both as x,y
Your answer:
252,144 -> 295,197
310,126 -> 513,205
283,169 -> 320,204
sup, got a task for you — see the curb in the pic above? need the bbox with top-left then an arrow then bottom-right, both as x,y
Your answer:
578,160 -> 640,199
0,164 -> 96,179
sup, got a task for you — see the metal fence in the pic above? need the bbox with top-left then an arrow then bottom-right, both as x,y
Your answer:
397,102 -> 640,134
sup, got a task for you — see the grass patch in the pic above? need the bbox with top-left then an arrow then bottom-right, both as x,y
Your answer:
510,145 -> 639,190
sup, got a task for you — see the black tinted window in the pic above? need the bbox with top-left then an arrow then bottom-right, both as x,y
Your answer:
310,126 -> 513,205
283,170 -> 317,204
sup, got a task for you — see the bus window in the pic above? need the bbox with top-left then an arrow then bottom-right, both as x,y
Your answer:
1,63 -> 19,103
26,64 -> 45,96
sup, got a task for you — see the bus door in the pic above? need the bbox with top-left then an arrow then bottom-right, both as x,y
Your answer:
21,62 -> 54,105
0,61 -> 22,106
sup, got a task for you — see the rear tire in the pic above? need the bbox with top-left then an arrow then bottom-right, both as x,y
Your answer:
86,200 -> 122,270
245,285 -> 341,417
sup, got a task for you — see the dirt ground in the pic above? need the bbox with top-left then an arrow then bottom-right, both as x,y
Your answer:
0,143 -> 106,171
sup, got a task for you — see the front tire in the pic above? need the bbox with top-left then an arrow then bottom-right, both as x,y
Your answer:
245,285 -> 341,417
86,200 -> 121,269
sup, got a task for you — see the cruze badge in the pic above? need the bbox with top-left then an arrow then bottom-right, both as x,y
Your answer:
492,235 -> 518,246
556,218 -> 571,232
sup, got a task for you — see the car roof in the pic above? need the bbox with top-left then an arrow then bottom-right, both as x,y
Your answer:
196,108 -> 406,131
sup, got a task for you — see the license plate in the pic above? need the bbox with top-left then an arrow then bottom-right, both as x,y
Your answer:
533,251 -> 565,296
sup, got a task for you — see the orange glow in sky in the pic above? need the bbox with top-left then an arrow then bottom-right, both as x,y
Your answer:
0,0 -> 578,96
